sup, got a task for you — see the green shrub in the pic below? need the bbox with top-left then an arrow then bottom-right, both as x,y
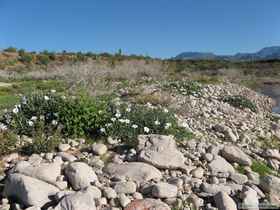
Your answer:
37,54 -> 50,65
4,47 -> 17,53
19,53 -> 33,64
0,131 -> 18,156
251,160 -> 273,176
103,103 -> 193,146
222,95 -> 257,112
58,94 -> 109,137
2,91 -> 63,136
162,80 -> 202,96
21,120 -> 61,155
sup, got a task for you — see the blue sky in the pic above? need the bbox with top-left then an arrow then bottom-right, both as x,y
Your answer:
0,0 -> 279,58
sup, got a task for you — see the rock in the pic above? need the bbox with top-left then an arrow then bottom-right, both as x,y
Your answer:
208,156 -> 235,174
4,173 -> 59,207
53,187 -> 96,210
57,152 -> 77,162
151,182 -> 178,198
118,193 -> 130,208
259,175 -> 280,206
214,191 -> 237,210
137,135 -> 185,169
230,172 -> 248,185
262,149 -> 280,161
58,143 -> 71,152
214,124 -> 238,142
103,187 -> 117,199
241,186 -> 259,210
65,162 -> 98,190
221,145 -> 252,166
103,162 -> 162,184
3,153 -> 19,162
25,207 -> 41,210
92,143 -> 108,156
14,161 -> 61,184
114,181 -> 137,194
201,183 -> 232,195
204,153 -> 214,162
188,193 -> 204,210
191,167 -> 204,178
124,198 -> 170,210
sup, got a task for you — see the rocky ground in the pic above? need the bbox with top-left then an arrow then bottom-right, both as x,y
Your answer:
1,81 -> 280,210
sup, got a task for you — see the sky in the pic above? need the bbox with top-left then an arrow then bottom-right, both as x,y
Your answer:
0,0 -> 279,58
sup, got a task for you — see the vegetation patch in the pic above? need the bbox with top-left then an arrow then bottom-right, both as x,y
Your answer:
251,160 -> 273,176
222,95 -> 257,112
162,80 -> 202,96
0,131 -> 18,156
103,103 -> 193,146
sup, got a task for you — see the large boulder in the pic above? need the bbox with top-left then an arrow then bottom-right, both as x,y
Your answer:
221,145 -> 252,166
14,161 -> 61,184
124,198 -> 170,210
4,173 -> 59,207
241,186 -> 259,210
259,175 -> 280,206
65,162 -> 98,190
53,187 -> 96,210
208,156 -> 235,174
104,162 -> 162,184
137,135 -> 185,170
214,191 -> 237,210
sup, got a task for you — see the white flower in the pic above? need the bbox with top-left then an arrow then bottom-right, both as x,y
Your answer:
0,123 -> 7,131
31,116 -> 37,121
39,115 -> 45,120
115,113 -> 121,118
144,127 -> 150,133
119,119 -> 125,123
154,120 -> 160,125
111,117 -> 116,122
44,96 -> 50,101
146,102 -> 152,108
28,120 -> 34,126
100,128 -> 106,133
124,119 -> 130,124
164,123 -> 172,129
181,122 -> 189,128
98,110 -> 103,114
51,89 -> 56,93
132,124 -> 138,129
61,95 -> 66,100
105,123 -> 112,127
126,107 -> 131,112
51,120 -> 58,125
163,108 -> 169,113
12,107 -> 19,114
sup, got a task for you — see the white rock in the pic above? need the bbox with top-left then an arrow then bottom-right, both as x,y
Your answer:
65,162 -> 98,190
4,173 -> 59,207
221,145 -> 252,166
58,143 -> 71,152
104,162 -> 162,184
118,193 -> 130,208
137,135 -> 186,170
214,191 -> 237,210
103,187 -> 117,199
208,156 -> 235,174
92,143 -> 108,156
191,167 -> 204,179
53,187 -> 96,210
152,182 -> 178,198
114,181 -> 137,194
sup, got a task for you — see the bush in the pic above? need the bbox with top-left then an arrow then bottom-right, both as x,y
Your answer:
222,95 -> 257,112
2,91 -> 109,138
58,94 -> 109,137
37,54 -> 50,65
251,160 -> 273,176
2,91 -> 63,136
0,130 -> 18,156
21,120 -> 61,155
102,103 -> 193,146
4,47 -> 17,53
163,80 -> 202,96
19,53 -> 33,64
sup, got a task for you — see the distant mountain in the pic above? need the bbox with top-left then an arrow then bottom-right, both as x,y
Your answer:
174,46 -> 280,61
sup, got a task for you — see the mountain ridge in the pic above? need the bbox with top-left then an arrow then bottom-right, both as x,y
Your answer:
175,46 -> 280,60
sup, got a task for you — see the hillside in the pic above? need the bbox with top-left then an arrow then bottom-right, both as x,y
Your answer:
0,48 -> 280,209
